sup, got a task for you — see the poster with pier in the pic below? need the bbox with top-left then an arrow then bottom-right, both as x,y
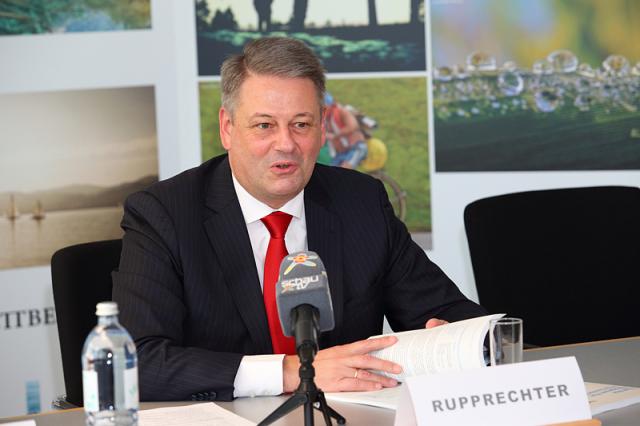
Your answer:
431,0 -> 640,171
0,86 -> 158,270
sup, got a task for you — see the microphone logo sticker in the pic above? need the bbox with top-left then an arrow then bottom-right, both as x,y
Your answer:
281,275 -> 320,292
283,253 -> 318,275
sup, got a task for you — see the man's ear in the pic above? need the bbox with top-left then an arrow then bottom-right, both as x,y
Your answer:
219,107 -> 233,151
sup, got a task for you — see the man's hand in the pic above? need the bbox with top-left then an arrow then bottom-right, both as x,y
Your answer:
283,336 -> 402,393
425,318 -> 449,328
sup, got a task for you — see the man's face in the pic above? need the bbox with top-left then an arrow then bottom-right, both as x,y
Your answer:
219,73 -> 325,208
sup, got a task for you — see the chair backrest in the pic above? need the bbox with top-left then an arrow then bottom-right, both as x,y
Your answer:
51,239 -> 122,407
464,186 -> 640,347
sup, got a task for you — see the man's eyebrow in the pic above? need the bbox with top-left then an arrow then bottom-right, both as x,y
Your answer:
292,112 -> 316,119
247,112 -> 316,120
248,113 -> 274,120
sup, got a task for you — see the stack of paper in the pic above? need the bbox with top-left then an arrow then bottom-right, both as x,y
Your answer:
585,382 -> 640,415
139,403 -> 255,426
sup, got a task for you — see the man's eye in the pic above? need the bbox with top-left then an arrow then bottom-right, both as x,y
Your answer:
256,123 -> 271,130
294,122 -> 310,129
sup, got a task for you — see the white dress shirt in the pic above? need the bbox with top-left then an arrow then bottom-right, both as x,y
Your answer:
231,175 -> 308,397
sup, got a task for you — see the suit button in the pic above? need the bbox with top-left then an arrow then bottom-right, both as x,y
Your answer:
209,391 -> 217,400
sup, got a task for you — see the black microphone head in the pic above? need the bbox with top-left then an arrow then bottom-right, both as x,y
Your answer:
275,251 -> 335,337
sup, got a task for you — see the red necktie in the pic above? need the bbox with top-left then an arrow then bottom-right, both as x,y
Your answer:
261,211 -> 296,355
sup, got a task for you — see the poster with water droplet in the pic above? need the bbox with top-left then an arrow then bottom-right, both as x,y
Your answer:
431,0 -> 640,171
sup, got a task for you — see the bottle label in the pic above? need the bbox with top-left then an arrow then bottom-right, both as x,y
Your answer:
124,366 -> 139,409
82,370 -> 99,412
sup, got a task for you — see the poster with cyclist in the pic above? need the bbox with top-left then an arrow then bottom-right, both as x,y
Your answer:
199,77 -> 433,249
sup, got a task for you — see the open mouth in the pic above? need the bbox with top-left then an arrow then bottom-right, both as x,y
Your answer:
272,161 -> 297,172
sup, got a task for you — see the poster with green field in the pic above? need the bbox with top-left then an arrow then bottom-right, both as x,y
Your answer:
0,0 -> 151,35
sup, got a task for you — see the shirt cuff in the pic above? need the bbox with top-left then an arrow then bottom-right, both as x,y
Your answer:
233,354 -> 286,398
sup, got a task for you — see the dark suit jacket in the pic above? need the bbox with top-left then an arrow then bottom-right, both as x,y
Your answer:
112,155 -> 486,402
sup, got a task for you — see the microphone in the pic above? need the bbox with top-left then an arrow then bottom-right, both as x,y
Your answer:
261,252 -> 346,426
275,251 -> 334,360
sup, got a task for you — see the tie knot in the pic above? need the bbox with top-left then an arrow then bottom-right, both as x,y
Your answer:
261,211 -> 293,239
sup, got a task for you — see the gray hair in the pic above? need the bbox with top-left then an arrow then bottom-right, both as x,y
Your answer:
220,37 -> 326,116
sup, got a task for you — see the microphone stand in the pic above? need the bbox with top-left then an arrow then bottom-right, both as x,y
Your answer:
258,305 -> 346,426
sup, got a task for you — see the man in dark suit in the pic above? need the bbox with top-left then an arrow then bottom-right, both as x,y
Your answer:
113,37 -> 486,402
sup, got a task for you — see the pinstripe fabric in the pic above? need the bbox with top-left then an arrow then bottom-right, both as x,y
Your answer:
112,154 -> 486,402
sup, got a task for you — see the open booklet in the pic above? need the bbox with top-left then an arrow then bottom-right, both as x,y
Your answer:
368,313 -> 504,381
325,313 -> 504,408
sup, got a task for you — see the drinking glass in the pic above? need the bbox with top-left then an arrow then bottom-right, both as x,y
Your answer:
490,317 -> 523,366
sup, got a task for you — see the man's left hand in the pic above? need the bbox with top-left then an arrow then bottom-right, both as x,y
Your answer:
425,318 -> 448,328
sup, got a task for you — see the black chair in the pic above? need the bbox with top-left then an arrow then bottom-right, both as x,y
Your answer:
464,186 -> 640,347
51,239 -> 122,407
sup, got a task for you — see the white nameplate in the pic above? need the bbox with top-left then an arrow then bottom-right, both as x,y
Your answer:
395,357 -> 592,426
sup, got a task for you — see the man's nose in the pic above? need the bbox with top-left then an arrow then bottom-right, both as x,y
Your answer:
273,126 -> 296,152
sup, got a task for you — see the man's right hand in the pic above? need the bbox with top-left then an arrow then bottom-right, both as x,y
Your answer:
282,336 -> 402,393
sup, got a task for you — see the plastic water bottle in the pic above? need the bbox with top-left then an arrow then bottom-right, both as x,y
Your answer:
25,380 -> 41,414
82,302 -> 139,426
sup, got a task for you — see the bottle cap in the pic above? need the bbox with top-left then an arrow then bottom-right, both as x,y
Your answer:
96,301 -> 119,316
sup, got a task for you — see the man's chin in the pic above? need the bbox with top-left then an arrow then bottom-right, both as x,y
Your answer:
266,180 -> 306,201
271,186 -> 303,199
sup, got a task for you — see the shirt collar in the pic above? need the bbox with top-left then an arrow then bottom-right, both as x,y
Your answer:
232,174 -> 304,224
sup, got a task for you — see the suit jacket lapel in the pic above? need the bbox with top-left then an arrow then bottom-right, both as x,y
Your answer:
202,157 -> 272,354
305,169 -> 344,347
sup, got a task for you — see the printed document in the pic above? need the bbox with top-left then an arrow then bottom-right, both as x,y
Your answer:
586,382 -> 640,415
139,403 -> 255,426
